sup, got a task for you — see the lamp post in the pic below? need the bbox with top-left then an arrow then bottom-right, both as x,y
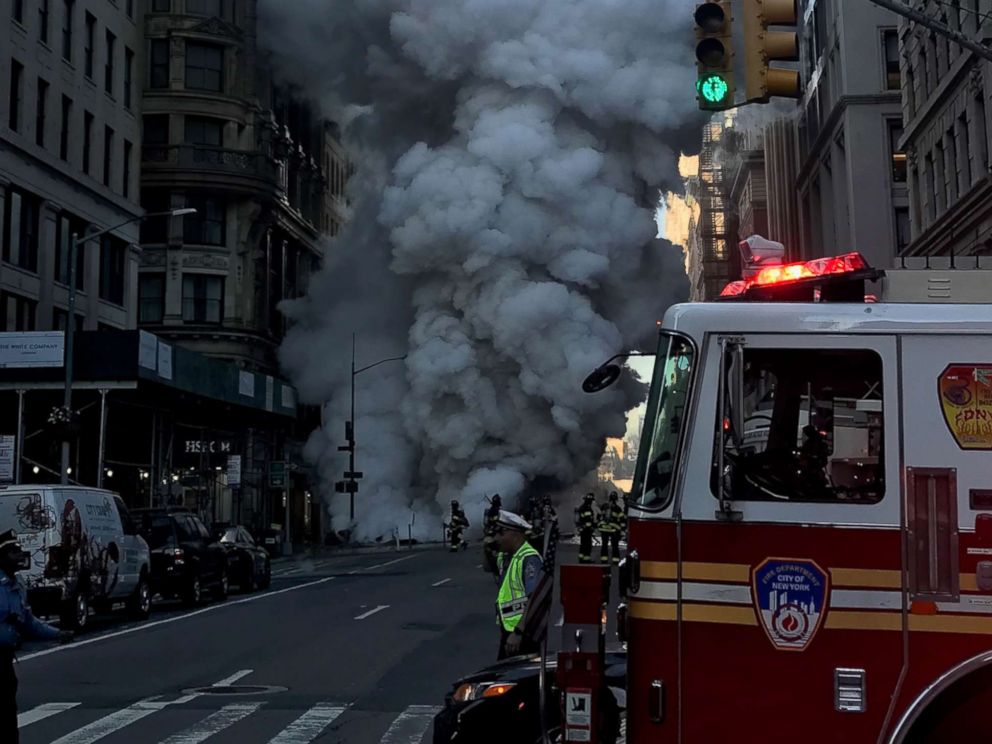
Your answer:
60,208 -> 197,485
340,332 -> 406,521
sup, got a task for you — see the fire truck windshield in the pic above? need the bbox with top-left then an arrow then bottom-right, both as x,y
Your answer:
635,333 -> 695,510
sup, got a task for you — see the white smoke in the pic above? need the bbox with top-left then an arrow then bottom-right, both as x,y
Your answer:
266,0 -> 700,541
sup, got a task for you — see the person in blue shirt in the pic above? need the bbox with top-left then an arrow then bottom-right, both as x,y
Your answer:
0,529 -> 72,743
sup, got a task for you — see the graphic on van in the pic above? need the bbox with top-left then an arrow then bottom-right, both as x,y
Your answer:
939,364 -> 992,450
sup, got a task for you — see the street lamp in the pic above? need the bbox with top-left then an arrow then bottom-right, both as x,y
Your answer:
340,333 -> 407,521
60,208 -> 196,485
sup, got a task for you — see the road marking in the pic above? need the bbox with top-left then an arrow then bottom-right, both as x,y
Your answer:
19,577 -> 337,663
18,702 -> 80,728
355,604 -> 389,620
160,703 -> 263,744
380,705 -> 440,743
475,564 -> 482,569
215,669 -> 253,686
365,554 -> 420,571
268,702 -> 350,743
431,578 -> 451,587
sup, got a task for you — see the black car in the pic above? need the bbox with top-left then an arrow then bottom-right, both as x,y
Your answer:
433,650 -> 625,744
211,524 -> 271,592
133,507 -> 229,606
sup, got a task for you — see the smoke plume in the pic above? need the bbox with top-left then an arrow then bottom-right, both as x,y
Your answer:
266,0 -> 700,541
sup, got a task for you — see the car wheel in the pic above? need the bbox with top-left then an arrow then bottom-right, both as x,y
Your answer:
60,590 -> 89,631
128,574 -> 152,620
215,569 -> 229,600
184,574 -> 202,607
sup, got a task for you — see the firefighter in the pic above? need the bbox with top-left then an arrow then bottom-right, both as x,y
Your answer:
575,492 -> 598,564
598,491 -> 625,565
493,511 -> 543,659
448,500 -> 470,552
482,494 -> 502,573
0,530 -> 73,742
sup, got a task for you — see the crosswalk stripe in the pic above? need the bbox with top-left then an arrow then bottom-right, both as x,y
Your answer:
18,702 -> 80,728
379,705 -> 440,744
49,701 -> 169,744
160,702 -> 263,744
267,702 -> 349,744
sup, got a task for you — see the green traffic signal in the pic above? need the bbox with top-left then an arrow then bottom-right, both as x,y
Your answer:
697,74 -> 730,105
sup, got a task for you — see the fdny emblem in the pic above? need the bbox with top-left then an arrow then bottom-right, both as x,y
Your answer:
752,558 -> 830,651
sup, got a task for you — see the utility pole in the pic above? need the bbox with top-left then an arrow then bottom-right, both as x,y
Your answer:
867,0 -> 992,64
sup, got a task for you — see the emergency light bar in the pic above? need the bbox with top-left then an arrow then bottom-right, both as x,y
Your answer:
719,251 -> 879,301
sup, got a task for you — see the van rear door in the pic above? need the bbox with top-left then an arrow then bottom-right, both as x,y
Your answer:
0,490 -> 58,585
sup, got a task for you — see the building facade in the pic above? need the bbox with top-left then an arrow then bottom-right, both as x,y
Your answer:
796,0 -> 908,268
897,2 -> 992,258
1,0 -> 144,333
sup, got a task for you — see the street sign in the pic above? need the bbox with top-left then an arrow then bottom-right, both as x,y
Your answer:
227,455 -> 242,487
343,471 -> 364,479
270,461 -> 286,488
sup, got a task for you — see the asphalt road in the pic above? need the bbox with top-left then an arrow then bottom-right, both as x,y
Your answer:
14,544 -> 515,744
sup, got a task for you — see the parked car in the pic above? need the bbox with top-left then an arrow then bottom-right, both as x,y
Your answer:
433,650 -> 625,744
211,524 -> 271,592
0,485 -> 152,630
133,507 -> 228,606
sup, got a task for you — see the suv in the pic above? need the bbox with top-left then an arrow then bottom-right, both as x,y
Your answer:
133,508 -> 229,606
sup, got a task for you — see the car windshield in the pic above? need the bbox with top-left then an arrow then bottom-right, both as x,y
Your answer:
633,333 -> 696,510
139,516 -> 175,549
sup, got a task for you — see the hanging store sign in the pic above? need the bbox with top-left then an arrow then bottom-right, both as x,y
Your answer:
183,439 -> 234,455
0,332 -> 64,368
227,455 -> 242,487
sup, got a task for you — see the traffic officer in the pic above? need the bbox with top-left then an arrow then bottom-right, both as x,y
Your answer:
575,492 -> 598,564
598,491 -> 625,565
482,494 -> 502,573
448,500 -> 470,552
493,511 -> 543,659
0,530 -> 72,742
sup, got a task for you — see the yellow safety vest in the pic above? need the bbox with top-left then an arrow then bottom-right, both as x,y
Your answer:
496,542 -> 540,632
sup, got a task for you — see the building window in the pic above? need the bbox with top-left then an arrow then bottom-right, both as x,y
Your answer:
35,78 -> 49,148
0,293 -> 37,332
55,211 -> 87,286
126,0 -> 133,19
124,47 -> 133,108
184,116 -> 223,146
150,39 -> 169,89
53,309 -> 84,332
958,112 -> 972,190
143,114 -> 169,145
12,0 -> 24,24
9,59 -> 23,132
888,120 -> 906,183
39,0 -> 50,44
186,0 -> 222,16
105,30 -> 116,95
103,126 -> 114,187
99,236 -> 126,306
883,30 -> 900,91
84,12 -> 95,78
184,195 -> 225,245
2,187 -> 40,273
83,110 -> 93,174
123,140 -> 132,198
62,0 -> 73,61
138,274 -> 165,324
895,207 -> 911,254
152,0 -> 170,10
59,95 -> 71,160
976,92 -> 989,173
182,274 -> 223,324
185,42 -> 223,92
140,189 -> 170,243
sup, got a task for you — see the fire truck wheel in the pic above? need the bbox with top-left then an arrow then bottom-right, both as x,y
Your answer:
902,665 -> 992,743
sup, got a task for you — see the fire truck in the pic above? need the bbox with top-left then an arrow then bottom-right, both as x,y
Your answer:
568,239 -> 992,743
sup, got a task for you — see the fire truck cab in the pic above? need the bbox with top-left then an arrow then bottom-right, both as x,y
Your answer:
608,248 -> 992,743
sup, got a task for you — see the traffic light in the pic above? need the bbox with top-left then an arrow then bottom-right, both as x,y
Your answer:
694,1 -> 735,111
742,0 -> 801,101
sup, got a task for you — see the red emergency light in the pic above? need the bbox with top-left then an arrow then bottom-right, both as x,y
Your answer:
718,252 -> 876,301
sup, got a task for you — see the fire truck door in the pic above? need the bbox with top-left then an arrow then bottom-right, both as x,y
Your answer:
677,333 -> 903,742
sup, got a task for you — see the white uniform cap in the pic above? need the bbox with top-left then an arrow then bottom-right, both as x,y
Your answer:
495,510 -> 531,532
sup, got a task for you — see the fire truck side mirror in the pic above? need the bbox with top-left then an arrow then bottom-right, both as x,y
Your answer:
582,363 -> 623,393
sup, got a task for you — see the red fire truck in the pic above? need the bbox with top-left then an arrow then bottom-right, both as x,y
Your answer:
574,243 -> 992,743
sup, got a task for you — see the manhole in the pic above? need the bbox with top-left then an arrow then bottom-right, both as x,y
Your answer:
183,685 -> 287,696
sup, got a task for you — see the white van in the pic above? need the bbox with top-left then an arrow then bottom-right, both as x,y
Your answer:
0,485 -> 151,630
